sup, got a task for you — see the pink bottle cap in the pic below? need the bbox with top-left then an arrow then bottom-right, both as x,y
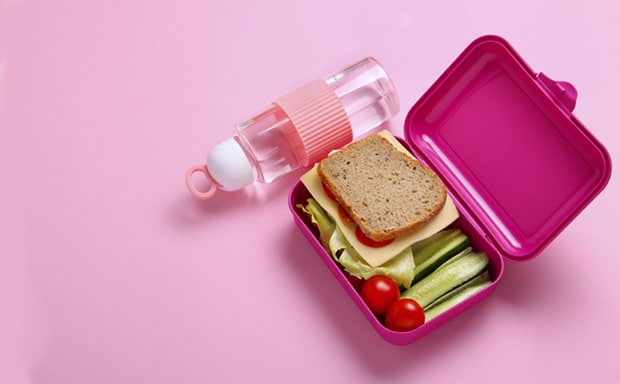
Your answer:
274,79 -> 352,166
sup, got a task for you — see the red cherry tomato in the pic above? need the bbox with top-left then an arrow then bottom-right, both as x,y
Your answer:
355,226 -> 394,247
385,298 -> 425,332
360,276 -> 400,316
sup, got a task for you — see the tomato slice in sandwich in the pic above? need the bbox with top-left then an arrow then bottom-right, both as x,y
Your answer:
322,181 -> 393,247
355,226 -> 394,247
338,205 -> 354,223
321,181 -> 336,201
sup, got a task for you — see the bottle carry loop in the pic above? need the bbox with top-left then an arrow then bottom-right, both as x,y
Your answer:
186,164 -> 218,200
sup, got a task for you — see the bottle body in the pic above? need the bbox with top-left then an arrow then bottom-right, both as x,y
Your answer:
231,105 -> 299,184
325,57 -> 400,136
188,57 -> 400,199
232,57 -> 399,185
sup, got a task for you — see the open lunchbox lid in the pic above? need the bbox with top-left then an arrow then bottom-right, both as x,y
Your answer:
404,35 -> 611,262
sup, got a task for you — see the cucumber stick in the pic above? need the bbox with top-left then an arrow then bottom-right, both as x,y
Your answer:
412,229 -> 470,283
425,272 -> 490,309
424,280 -> 492,321
410,229 -> 454,262
402,249 -> 489,308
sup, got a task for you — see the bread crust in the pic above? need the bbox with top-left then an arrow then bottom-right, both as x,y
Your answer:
317,134 -> 447,242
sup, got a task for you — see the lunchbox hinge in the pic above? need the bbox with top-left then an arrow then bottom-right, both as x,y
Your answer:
535,72 -> 577,113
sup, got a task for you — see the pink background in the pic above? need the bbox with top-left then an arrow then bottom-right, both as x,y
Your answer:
2,1 -> 619,383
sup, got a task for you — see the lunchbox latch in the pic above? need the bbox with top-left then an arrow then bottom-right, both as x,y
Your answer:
535,72 -> 577,113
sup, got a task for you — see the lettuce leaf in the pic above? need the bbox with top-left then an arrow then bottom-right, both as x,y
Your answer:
299,198 -> 416,288
296,198 -> 335,250
329,227 -> 415,288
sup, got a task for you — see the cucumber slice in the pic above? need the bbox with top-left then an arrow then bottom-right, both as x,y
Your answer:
402,249 -> 489,308
425,272 -> 490,309
412,229 -> 470,283
424,280 -> 492,321
410,229 -> 454,263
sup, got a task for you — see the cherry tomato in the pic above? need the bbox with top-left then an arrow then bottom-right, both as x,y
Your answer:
355,226 -> 394,247
360,276 -> 400,316
385,298 -> 425,332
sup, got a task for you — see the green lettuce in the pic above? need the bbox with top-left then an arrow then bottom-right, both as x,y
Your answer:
298,198 -> 415,288
296,198 -> 335,249
329,227 -> 415,288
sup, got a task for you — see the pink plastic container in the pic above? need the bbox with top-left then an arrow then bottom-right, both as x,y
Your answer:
288,35 -> 612,345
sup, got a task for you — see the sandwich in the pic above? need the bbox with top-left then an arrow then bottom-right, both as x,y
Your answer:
318,133 -> 448,242
297,131 -> 459,288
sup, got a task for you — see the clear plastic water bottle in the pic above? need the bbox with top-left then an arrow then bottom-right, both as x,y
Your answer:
186,57 -> 400,199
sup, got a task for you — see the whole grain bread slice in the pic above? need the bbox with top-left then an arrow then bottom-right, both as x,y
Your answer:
317,133 -> 447,242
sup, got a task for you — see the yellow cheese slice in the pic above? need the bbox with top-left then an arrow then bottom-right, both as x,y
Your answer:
300,130 -> 459,267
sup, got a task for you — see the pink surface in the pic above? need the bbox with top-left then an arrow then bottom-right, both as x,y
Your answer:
2,1 -> 619,383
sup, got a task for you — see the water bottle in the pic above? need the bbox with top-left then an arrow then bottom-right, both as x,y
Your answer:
186,57 -> 399,199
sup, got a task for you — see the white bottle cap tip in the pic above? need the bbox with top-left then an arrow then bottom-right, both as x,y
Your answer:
206,138 -> 254,191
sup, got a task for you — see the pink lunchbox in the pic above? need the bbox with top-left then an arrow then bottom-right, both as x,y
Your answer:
288,35 -> 612,345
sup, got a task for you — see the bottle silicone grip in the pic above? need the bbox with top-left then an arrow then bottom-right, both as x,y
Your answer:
274,79 -> 352,166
